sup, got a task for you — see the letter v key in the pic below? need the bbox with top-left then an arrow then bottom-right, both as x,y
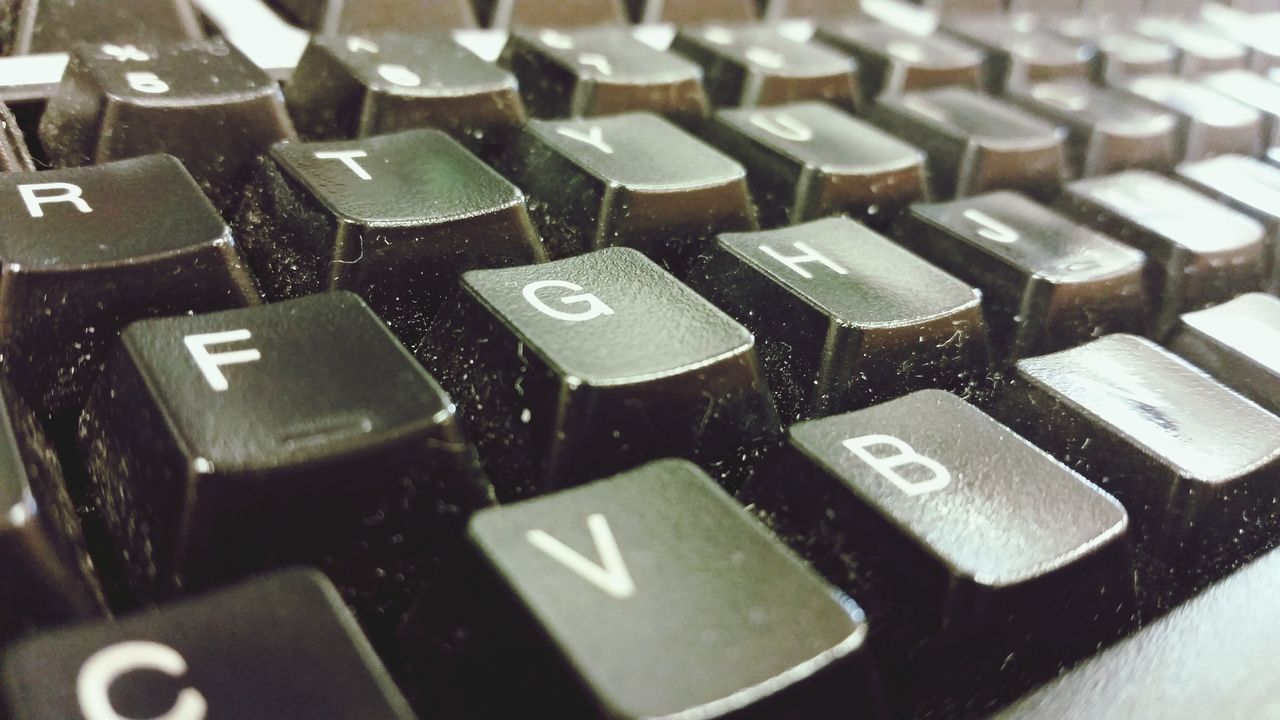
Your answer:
526,514 -> 636,599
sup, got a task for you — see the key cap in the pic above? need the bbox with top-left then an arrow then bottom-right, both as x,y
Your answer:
692,217 -> 987,421
4,0 -> 201,55
702,102 -> 928,228
1200,70 -> 1280,142
0,102 -> 32,172
1054,170 -> 1267,336
1175,153 -> 1280,290
1168,293 -> 1280,415
1135,17 -> 1248,75
467,459 -> 881,719
418,248 -> 780,499
79,293 -> 493,621
995,542 -> 1280,720
0,570 -> 416,720
501,27 -> 709,126
815,22 -> 984,100
0,155 -> 260,414
1085,32 -> 1180,84
869,87 -> 1068,200
496,114 -> 755,271
236,129 -> 546,341
627,0 -> 756,23
267,0 -> 477,34
993,334 -> 1280,577
0,377 -> 104,639
758,0 -> 863,19
1006,80 -> 1180,176
942,17 -> 1092,93
39,40 -> 296,214
895,192 -> 1149,359
1117,75 -> 1265,161
285,33 -> 526,152
921,0 -> 1004,16
475,0 -> 627,28
742,390 -> 1133,656
671,25 -> 861,110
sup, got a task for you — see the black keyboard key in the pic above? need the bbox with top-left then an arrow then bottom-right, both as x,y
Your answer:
285,33 -> 526,151
468,459 -> 881,719
896,192 -> 1149,359
1055,170 -> 1267,336
496,113 -> 755,270
501,27 -> 709,125
743,390 -> 1132,654
39,40 -> 296,213
0,155 -> 260,414
268,0 -> 477,34
1134,17 -> 1249,75
995,542 -> 1280,720
815,22 -> 984,100
1175,153 -> 1280,290
0,570 -> 416,720
0,102 -> 32,172
5,0 -> 201,55
0,378 -> 104,638
1006,80 -> 1179,176
476,0 -> 627,28
1168,293 -> 1280,414
418,248 -> 780,499
702,101 -> 928,228
692,217 -> 988,421
1118,75 -> 1265,161
671,25 -> 861,110
236,129 -> 546,340
627,0 -> 756,23
80,293 -> 492,616
942,17 -> 1091,93
994,334 -> 1280,576
1200,69 -> 1280,142
869,87 -> 1067,200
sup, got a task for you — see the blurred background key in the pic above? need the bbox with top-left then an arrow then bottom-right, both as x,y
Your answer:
266,0 -> 478,34
3,0 -> 202,56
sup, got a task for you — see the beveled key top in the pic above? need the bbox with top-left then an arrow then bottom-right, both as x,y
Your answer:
702,101 -> 929,229
80,293 -> 494,622
1055,170 -> 1267,336
417,248 -> 781,499
39,40 -> 296,214
0,155 -> 260,414
869,87 -> 1068,200
3,0 -> 201,55
285,33 -> 526,152
236,129 -> 546,341
692,217 -> 988,421
0,102 -> 32,172
1007,80 -> 1180,176
816,22 -> 983,100
758,0 -> 863,19
1200,70 -> 1280,142
742,390 -> 1133,655
0,570 -> 417,720
994,334 -> 1280,582
626,0 -> 756,23
267,0 -> 478,34
501,27 -> 709,125
1085,32 -> 1180,84
942,16 -> 1092,93
1175,153 -> 1280,290
671,25 -> 861,110
1169,293 -> 1280,416
1134,17 -> 1248,75
895,192 -> 1149,359
468,459 -> 882,719
1118,74 -> 1265,161
496,113 -> 756,271
475,0 -> 627,28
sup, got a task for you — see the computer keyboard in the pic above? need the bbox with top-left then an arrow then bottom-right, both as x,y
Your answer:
1,0 -> 1280,718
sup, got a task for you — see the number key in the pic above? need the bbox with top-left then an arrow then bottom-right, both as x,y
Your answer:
815,22 -> 984,100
